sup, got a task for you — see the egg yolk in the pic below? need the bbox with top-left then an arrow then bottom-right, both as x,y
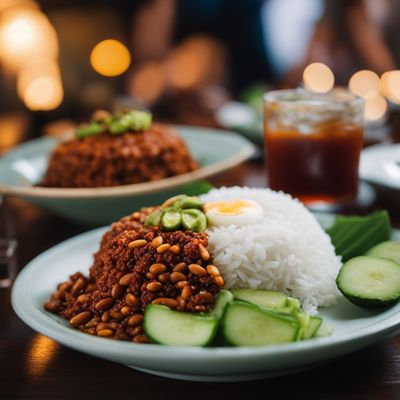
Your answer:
204,200 -> 253,215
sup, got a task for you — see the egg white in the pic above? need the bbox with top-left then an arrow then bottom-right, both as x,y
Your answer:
204,199 -> 263,227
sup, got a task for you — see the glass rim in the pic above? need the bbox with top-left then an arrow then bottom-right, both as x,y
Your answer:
263,88 -> 364,108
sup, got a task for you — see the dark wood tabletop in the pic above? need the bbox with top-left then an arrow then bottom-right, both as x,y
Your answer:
1,124 -> 400,400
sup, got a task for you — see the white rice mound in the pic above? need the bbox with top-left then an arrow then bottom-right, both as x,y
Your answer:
201,187 -> 342,315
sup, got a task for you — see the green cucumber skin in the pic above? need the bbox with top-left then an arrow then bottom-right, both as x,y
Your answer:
336,256 -> 400,308
161,210 -> 182,231
295,312 -> 310,341
338,292 -> 400,309
231,288 -> 301,316
231,288 -> 288,310
181,209 -> 207,232
303,316 -> 322,339
210,289 -> 234,320
229,288 -> 323,341
143,305 -> 218,346
222,301 -> 300,347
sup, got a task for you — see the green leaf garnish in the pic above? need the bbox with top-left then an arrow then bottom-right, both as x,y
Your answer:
75,109 -> 152,139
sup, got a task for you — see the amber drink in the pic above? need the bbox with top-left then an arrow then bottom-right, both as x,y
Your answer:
264,89 -> 364,204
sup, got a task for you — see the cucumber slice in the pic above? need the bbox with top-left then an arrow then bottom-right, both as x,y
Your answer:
210,289 -> 233,320
231,288 -> 288,310
222,301 -> 300,346
181,209 -> 207,232
285,297 -> 301,313
315,322 -> 333,338
143,305 -> 217,346
172,196 -> 203,210
231,288 -> 301,314
336,256 -> 400,308
302,316 -> 322,339
367,241 -> 400,264
161,210 -> 182,231
144,210 -> 162,227
229,289 -> 322,341
295,312 -> 310,340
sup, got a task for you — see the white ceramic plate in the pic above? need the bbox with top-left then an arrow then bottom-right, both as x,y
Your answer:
0,126 -> 254,224
360,144 -> 400,191
215,101 -> 263,144
11,213 -> 400,382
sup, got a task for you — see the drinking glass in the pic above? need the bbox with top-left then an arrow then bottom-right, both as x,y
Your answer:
263,89 -> 364,204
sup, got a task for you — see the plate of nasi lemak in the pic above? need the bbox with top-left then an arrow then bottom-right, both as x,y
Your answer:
12,186 -> 400,381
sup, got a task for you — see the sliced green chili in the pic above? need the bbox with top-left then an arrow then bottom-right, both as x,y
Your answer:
182,209 -> 207,232
161,210 -> 182,231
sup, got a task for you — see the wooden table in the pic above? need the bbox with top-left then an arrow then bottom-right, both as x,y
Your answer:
1,147 -> 400,400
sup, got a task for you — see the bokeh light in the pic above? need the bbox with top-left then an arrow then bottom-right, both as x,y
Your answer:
167,39 -> 209,89
17,59 -> 63,111
380,70 -> 400,104
0,7 -> 58,70
0,3 -> 63,111
303,62 -> 334,93
90,39 -> 131,77
349,70 -> 380,98
129,61 -> 166,105
23,76 -> 63,111
364,94 -> 387,121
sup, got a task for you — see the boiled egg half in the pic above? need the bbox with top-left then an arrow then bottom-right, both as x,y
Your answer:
204,199 -> 263,227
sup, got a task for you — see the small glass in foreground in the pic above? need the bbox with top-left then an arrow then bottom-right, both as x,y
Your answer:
264,89 -> 364,204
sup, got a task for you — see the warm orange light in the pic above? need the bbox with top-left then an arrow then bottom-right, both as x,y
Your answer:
129,61 -> 166,104
26,335 -> 58,378
0,8 -> 58,70
17,59 -> 63,111
381,70 -> 400,104
166,36 -> 222,90
23,76 -> 63,110
364,94 -> 387,121
0,0 -> 36,12
0,112 -> 27,152
349,70 -> 380,98
90,39 -> 131,77
303,63 -> 334,93
17,59 -> 59,96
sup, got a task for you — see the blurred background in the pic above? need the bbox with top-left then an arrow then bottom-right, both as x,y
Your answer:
1,0 -> 400,151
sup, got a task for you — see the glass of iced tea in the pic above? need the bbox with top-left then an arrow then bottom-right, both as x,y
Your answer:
263,89 -> 364,204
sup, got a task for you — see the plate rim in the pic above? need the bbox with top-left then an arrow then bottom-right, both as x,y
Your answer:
11,213 -> 400,363
0,125 -> 255,199
360,143 -> 400,190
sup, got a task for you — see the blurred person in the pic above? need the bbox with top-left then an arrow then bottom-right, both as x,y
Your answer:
261,0 -> 324,80
378,0 -> 400,67
128,0 -> 274,112
285,0 -> 397,85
